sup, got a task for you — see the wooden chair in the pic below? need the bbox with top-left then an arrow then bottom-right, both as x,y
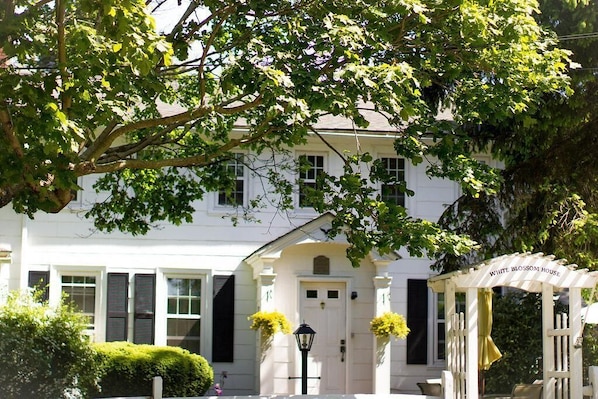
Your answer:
510,383 -> 542,399
417,382 -> 442,396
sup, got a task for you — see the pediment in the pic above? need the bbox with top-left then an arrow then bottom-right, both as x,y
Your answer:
244,213 -> 399,278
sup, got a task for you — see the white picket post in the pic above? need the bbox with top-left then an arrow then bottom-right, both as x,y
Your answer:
152,376 -> 163,399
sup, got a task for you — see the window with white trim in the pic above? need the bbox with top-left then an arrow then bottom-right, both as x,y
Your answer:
217,153 -> 246,207
298,153 -> 325,208
61,275 -> 97,331
166,278 -> 201,354
67,176 -> 84,210
434,292 -> 466,362
435,292 -> 446,362
380,157 -> 406,207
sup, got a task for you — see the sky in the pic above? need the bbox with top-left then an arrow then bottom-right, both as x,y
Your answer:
151,0 -> 206,35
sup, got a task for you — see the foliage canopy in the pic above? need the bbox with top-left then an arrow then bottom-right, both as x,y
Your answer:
0,0 -> 572,264
434,0 -> 598,272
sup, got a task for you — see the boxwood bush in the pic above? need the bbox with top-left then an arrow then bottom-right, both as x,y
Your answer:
0,290 -> 100,399
93,342 -> 213,398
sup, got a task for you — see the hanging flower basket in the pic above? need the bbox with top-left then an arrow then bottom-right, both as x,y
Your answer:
370,311 -> 410,339
249,310 -> 292,339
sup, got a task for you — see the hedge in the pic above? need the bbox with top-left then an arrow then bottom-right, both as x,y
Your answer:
93,342 -> 213,398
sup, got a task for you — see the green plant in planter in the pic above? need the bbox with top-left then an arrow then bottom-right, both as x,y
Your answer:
370,311 -> 410,339
249,310 -> 292,338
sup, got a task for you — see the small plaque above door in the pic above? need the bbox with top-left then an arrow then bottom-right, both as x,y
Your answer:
313,255 -> 330,275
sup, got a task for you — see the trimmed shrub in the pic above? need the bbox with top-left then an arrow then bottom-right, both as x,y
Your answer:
0,290 -> 100,399
93,342 -> 213,398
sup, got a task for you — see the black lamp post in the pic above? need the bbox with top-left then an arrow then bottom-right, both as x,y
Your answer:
293,322 -> 316,394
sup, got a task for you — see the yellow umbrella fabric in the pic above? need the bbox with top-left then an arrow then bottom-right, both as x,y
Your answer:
478,288 -> 502,370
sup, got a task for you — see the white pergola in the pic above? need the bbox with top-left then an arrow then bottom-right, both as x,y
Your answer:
428,253 -> 598,399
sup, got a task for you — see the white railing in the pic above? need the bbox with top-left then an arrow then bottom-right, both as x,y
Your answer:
447,312 -> 466,399
548,313 -> 570,399
98,377 -> 440,399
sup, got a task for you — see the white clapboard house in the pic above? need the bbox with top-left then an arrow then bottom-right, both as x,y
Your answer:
0,109 -> 492,395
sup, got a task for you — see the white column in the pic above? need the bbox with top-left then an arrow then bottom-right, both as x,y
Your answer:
373,275 -> 392,316
465,287 -> 478,399
256,260 -> 277,395
258,267 -> 276,312
542,283 -> 555,399
373,274 -> 392,394
446,281 -> 456,375
569,288 -> 583,399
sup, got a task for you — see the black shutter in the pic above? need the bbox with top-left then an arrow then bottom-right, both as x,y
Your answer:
106,273 -> 129,342
133,274 -> 155,344
28,271 -> 50,302
407,279 -> 428,364
212,275 -> 235,362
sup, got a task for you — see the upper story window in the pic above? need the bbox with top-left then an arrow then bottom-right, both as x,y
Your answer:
298,154 -> 325,208
61,275 -> 97,331
166,277 -> 202,354
217,153 -> 246,207
380,157 -> 406,207
67,176 -> 84,210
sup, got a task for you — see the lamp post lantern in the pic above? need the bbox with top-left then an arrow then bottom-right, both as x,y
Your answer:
293,322 -> 316,394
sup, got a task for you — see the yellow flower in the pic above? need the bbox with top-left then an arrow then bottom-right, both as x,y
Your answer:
370,312 -> 410,339
249,311 -> 292,338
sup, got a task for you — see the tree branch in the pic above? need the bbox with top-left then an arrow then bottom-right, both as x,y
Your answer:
166,1 -> 234,42
89,133 -> 258,173
80,106 -> 212,163
1,0 -> 53,30
309,126 -> 347,162
3,0 -> 15,23
82,94 -> 263,163
0,100 -> 23,157
197,13 -> 228,101
56,0 -> 71,113
98,123 -> 181,163
79,120 -> 118,161
86,106 -> 276,174
0,185 -> 21,208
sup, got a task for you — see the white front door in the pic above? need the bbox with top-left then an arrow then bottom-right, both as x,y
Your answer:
299,281 -> 347,394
